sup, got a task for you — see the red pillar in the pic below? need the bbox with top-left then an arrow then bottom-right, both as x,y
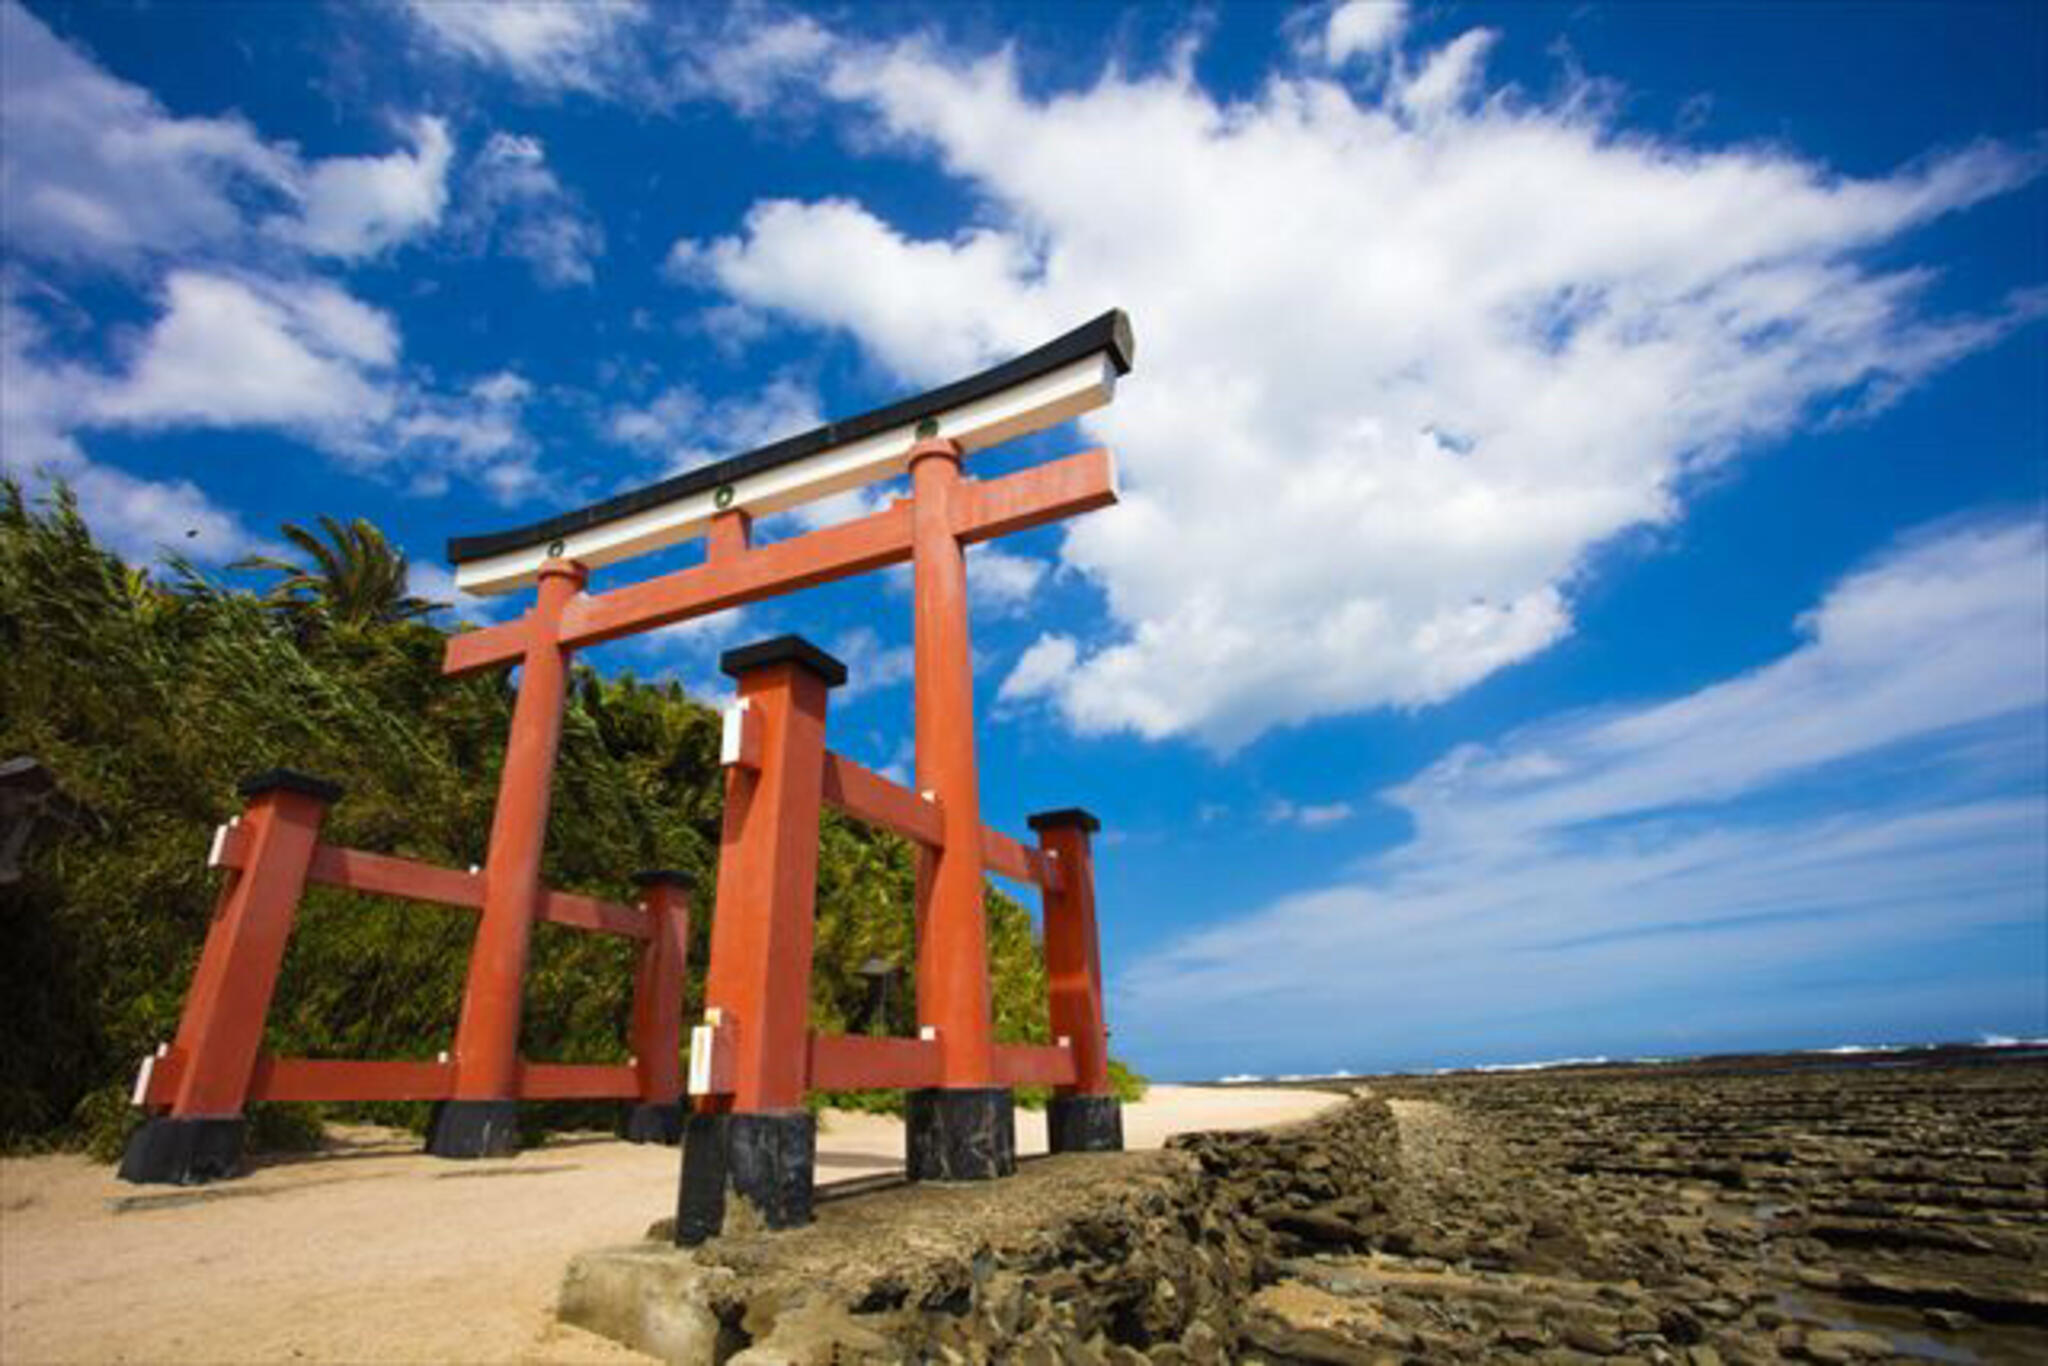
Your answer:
430,557 -> 587,1158
699,637 -> 841,1112
908,440 -> 995,1085
676,635 -> 842,1242
1030,807 -> 1123,1152
905,436 -> 1013,1180
706,508 -> 752,563
120,770 -> 338,1184
625,870 -> 691,1144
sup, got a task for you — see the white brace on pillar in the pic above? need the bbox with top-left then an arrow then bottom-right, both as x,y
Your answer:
687,1024 -> 719,1096
720,698 -> 761,771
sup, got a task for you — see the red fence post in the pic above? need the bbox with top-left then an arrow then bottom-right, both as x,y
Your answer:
675,635 -> 843,1244
119,770 -> 339,1185
625,870 -> 692,1144
1029,808 -> 1124,1153
430,557 -> 588,1159
904,436 -> 1013,1183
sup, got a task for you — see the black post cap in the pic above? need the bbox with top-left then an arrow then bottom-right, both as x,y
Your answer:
237,769 -> 344,804
631,868 -> 692,889
1027,807 -> 1101,834
719,635 -> 847,688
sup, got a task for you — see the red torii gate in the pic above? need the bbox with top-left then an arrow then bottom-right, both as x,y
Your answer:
122,314 -> 1134,1231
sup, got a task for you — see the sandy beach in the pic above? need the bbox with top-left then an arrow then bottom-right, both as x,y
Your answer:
0,1086 -> 1337,1364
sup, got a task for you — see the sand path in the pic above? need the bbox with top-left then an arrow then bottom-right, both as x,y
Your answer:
0,1086 -> 1338,1364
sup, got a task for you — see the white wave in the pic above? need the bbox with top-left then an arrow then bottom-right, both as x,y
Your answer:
1419,1055 -> 1615,1076
1470,1055 -> 1613,1073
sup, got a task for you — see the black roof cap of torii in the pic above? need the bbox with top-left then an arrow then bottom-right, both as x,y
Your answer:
445,309 -> 1135,567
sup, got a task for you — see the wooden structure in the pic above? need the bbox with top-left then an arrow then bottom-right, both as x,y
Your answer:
121,313 -> 1134,1218
120,767 -> 693,1183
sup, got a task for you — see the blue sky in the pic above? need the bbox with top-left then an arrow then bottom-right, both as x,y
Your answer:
4,0 -> 2043,1078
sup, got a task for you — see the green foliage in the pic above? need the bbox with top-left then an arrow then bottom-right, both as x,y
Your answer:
1108,1057 -> 1149,1104
0,480 -> 1142,1158
246,1102 -> 327,1154
71,1085 -> 138,1163
232,514 -> 442,630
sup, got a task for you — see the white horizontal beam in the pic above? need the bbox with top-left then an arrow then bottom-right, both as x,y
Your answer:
455,354 -> 1118,597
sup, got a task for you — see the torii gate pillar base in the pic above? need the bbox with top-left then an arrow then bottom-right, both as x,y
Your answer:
118,1116 -> 244,1186
1048,1096 -> 1124,1154
907,1088 -> 1016,1181
622,1102 -> 685,1146
426,1099 -> 521,1159
674,1110 -> 816,1245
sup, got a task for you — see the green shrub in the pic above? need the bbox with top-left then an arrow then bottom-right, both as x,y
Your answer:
72,1084 -> 138,1163
246,1102 -> 326,1154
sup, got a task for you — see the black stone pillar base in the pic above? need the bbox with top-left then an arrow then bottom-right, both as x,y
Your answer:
907,1087 -> 1016,1181
1048,1094 -> 1125,1153
621,1101 -> 684,1145
674,1110 -> 816,1245
117,1116 -> 245,1185
424,1099 -> 520,1158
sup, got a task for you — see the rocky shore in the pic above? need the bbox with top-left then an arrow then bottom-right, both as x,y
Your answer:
1343,1058 -> 2048,1365
558,1058 -> 2047,1363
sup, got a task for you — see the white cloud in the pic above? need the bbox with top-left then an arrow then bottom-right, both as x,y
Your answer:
1265,797 -> 1356,829
622,610 -> 752,670
399,0 -> 646,94
0,1 -> 292,269
606,374 -> 822,475
1,3 -> 455,270
966,544 -> 1048,615
456,132 -> 604,286
673,14 -> 835,114
998,633 -> 1078,707
1397,28 -> 1496,116
0,293 -> 269,564
1118,518 -> 2048,1071
0,293 -> 92,474
830,624 -> 915,702
391,370 -> 540,500
398,1 -> 837,115
669,19 -> 2045,750
60,460 -> 273,564
1323,1 -> 1407,66
671,198 -> 1050,384
616,606 -> 753,699
282,116 -> 454,259
0,4 -> 537,512
1393,518 -> 2048,858
406,560 -> 503,626
13,269 -> 539,506
93,271 -> 398,431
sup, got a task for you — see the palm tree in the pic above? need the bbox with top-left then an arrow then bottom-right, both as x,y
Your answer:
232,516 -> 444,628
